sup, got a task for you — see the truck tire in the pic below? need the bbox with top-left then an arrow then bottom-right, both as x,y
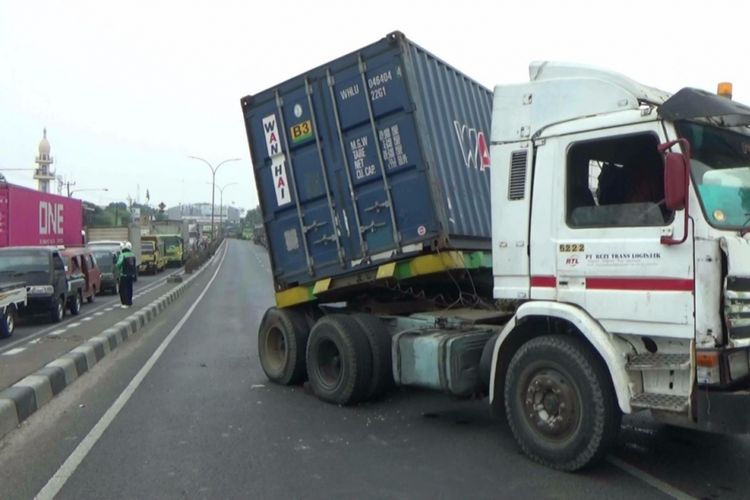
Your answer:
69,292 -> 82,316
504,335 -> 620,471
87,287 -> 95,303
0,306 -> 15,338
51,297 -> 65,323
352,313 -> 393,400
306,315 -> 373,405
258,307 -> 309,385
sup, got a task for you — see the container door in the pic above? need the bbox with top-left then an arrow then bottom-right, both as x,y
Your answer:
250,82 -> 345,285
326,55 -> 416,262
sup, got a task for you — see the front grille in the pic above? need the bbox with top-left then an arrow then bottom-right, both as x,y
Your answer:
725,289 -> 750,339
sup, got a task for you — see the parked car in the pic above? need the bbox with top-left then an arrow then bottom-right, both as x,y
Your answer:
0,246 -> 83,322
90,247 -> 120,295
61,247 -> 102,303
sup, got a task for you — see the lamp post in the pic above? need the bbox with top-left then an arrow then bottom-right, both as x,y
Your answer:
217,182 -> 238,237
189,156 -> 240,240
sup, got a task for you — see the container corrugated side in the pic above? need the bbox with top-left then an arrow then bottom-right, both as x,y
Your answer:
241,32 -> 492,291
0,183 -> 83,247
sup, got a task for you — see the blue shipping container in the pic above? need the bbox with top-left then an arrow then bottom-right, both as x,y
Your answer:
241,32 -> 492,290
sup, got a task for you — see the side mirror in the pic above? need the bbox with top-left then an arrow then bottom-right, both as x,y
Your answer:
663,152 -> 688,211
658,138 -> 691,245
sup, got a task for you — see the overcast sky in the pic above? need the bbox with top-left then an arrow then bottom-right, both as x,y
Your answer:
1,0 -> 747,211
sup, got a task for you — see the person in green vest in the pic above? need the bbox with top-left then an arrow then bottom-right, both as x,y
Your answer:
116,242 -> 137,308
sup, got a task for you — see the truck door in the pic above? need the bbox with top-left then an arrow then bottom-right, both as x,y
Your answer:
535,125 -> 695,339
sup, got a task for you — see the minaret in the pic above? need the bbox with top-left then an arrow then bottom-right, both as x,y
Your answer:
34,128 -> 55,193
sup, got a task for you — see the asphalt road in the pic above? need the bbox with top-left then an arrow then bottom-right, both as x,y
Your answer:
0,239 -> 748,499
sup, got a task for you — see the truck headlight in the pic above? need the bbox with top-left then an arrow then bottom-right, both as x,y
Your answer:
27,285 -> 54,295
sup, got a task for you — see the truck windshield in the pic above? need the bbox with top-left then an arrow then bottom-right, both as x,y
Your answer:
162,236 -> 182,253
0,250 -> 48,273
677,121 -> 750,229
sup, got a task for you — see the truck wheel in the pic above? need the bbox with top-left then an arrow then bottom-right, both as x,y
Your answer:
0,307 -> 15,338
69,292 -> 82,316
306,315 -> 373,405
504,335 -> 620,471
87,287 -> 95,303
352,314 -> 393,400
51,297 -> 65,323
258,307 -> 309,385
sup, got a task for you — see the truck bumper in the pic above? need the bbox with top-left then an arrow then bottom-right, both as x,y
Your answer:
696,388 -> 750,434
22,296 -> 55,315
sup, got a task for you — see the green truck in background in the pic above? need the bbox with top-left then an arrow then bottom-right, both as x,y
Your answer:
160,234 -> 184,266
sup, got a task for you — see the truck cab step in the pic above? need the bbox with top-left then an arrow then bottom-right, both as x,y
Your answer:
627,353 -> 690,371
631,392 -> 689,413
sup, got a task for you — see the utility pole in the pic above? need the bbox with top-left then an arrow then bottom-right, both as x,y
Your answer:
65,180 -> 76,197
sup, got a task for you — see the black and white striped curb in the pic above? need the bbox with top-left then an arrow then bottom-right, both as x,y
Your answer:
0,249 -> 221,440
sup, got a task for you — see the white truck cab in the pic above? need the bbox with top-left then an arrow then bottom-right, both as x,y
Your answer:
489,62 -> 750,463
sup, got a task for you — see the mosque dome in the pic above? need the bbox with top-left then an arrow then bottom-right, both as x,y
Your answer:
38,128 -> 51,156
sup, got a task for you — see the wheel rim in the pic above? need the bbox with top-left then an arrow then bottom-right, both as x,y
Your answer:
316,338 -> 342,388
520,365 -> 582,442
264,326 -> 287,372
5,312 -> 13,334
57,300 -> 64,318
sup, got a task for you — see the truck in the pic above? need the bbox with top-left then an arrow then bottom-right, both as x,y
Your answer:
139,235 -> 166,274
241,32 -> 750,471
0,182 -> 83,247
0,281 -> 26,337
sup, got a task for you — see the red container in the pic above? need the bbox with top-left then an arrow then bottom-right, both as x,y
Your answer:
0,183 -> 83,247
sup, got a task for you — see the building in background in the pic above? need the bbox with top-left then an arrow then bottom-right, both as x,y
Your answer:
33,129 -> 56,193
165,203 -> 241,226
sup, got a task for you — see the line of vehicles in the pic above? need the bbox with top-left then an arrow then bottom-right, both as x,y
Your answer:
0,237 -> 185,339
0,181 -> 190,338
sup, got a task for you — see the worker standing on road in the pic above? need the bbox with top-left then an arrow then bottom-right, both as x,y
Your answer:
116,242 -> 137,308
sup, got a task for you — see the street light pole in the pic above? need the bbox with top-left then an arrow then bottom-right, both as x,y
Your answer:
188,156 -> 240,240
217,182 -> 238,237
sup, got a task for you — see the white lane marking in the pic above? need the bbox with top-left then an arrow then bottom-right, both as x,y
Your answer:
36,243 -> 228,500
67,322 -> 81,329
81,317 -> 93,322
29,338 -> 41,345
93,312 -> 104,317
104,307 -> 114,312
48,329 -> 65,337
607,456 -> 697,500
3,347 -> 26,356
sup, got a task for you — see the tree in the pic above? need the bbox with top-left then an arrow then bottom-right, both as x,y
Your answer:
243,205 -> 262,229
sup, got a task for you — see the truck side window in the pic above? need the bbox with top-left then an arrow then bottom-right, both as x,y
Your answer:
566,133 -> 673,228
